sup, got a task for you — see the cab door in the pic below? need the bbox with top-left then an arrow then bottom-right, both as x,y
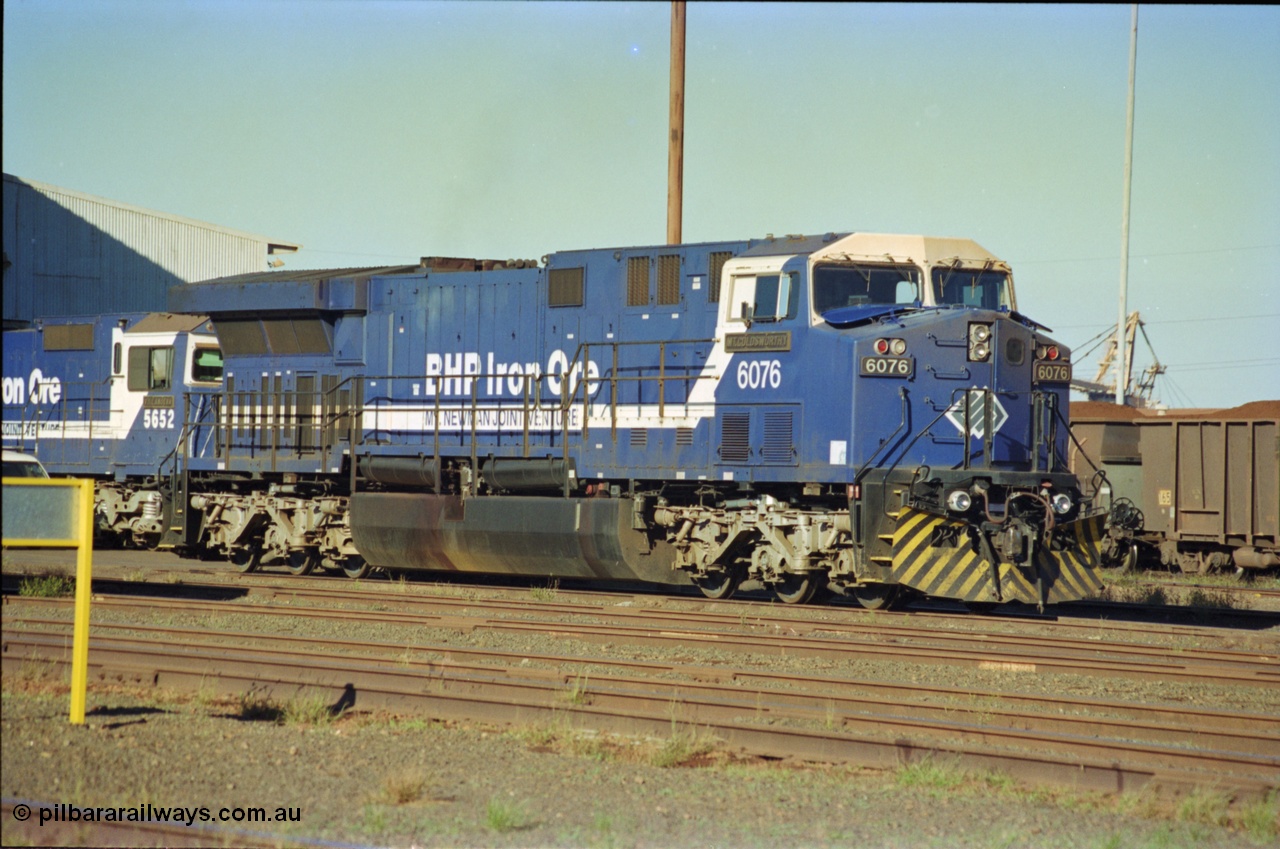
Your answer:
120,332 -> 180,474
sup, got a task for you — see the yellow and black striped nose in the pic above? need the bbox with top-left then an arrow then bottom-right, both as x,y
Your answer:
890,507 -> 1105,605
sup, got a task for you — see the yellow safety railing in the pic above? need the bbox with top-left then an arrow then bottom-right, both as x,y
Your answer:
2,477 -> 95,724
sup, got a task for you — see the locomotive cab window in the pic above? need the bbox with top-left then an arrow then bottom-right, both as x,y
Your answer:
732,272 -> 797,323
932,266 -> 1012,311
190,346 -> 224,384
812,264 -> 920,315
127,346 -> 174,392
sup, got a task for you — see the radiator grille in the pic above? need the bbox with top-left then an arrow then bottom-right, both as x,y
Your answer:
708,251 -> 732,303
676,427 -> 694,446
657,254 -> 681,305
627,256 -> 649,307
630,428 -> 647,447
761,411 -> 794,463
548,267 -> 584,307
719,413 -> 750,463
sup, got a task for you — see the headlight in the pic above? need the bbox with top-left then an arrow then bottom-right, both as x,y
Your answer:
968,323 -> 993,362
946,490 -> 973,512
1051,493 -> 1073,516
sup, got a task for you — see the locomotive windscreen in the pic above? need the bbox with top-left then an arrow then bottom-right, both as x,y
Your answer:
812,264 -> 921,314
932,266 -> 1011,310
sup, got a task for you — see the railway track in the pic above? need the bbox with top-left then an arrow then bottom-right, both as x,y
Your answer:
8,590 -> 1279,688
4,588 -> 1278,801
10,565 -> 1280,652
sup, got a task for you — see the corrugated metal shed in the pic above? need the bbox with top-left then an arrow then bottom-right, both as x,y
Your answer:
2,173 -> 300,328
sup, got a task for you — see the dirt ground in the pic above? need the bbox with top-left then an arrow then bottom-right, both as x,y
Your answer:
2,680 -> 1276,849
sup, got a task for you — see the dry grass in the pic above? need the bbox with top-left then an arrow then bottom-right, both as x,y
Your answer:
18,574 -> 73,597
380,769 -> 431,804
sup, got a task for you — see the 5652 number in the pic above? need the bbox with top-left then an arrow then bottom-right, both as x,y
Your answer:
143,409 -> 175,429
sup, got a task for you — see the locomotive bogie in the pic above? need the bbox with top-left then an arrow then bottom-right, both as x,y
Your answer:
95,482 -> 166,548
189,489 -> 357,573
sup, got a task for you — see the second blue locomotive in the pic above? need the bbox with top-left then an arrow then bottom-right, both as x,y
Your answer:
4,232 -> 1107,607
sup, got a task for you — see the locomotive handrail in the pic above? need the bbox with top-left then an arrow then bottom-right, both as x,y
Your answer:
874,387 -> 994,491
561,336 -> 719,432
157,391 -> 220,477
4,380 -> 116,467
852,386 -> 911,489
1030,390 -> 1063,473
207,336 -> 720,491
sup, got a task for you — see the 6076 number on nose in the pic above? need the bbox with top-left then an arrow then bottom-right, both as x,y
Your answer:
859,356 -> 914,377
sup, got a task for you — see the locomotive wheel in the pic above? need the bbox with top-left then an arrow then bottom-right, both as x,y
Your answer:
694,569 -> 742,600
772,572 -> 823,605
341,556 -> 372,580
229,547 -> 262,574
1104,543 -> 1139,573
850,583 -> 900,610
285,549 -> 318,576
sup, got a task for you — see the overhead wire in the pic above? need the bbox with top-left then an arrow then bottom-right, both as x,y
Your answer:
1010,242 -> 1279,265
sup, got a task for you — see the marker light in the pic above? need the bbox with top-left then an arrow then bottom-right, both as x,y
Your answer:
874,338 -> 890,355
946,490 -> 973,512
890,338 -> 907,355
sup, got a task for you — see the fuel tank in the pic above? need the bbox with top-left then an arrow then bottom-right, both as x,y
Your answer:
350,493 -> 683,584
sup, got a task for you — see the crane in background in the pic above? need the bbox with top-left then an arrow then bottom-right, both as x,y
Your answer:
1070,311 -> 1166,408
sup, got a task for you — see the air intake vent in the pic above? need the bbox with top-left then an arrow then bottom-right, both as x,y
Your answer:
657,254 -> 681,306
627,256 -> 649,307
708,251 -> 732,303
630,428 -> 647,447
675,427 -> 694,446
719,412 -> 750,463
761,411 -> 794,463
548,267 -> 584,307
43,323 -> 95,351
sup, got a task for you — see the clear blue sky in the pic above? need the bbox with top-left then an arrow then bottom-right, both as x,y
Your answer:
4,1 -> 1278,408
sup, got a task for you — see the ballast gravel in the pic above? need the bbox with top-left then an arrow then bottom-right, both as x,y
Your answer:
3,549 -> 1279,848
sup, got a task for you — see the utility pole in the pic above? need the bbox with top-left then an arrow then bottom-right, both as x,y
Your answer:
667,1 -> 686,245
1116,4 -> 1138,405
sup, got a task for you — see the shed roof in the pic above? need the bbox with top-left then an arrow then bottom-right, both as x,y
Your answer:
190,266 -> 421,287
3,173 -> 301,254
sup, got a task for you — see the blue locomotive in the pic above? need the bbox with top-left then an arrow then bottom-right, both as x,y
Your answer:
2,312 -> 223,547
3,232 -> 1106,608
